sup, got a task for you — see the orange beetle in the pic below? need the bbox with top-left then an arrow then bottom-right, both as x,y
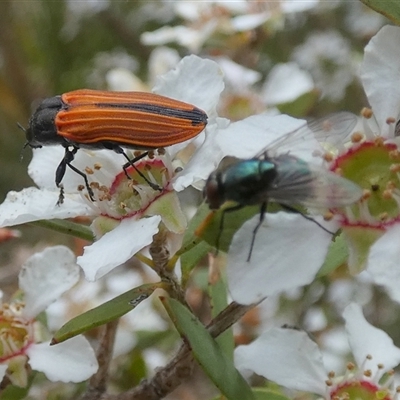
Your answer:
24,89 -> 208,203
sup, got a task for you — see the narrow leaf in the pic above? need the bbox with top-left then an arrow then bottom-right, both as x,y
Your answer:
180,203 -> 213,285
253,388 -> 292,400
360,0 -> 400,25
162,297 -> 255,400
211,388 -> 291,400
30,218 -> 94,241
52,283 -> 162,344
209,258 -> 234,360
195,203 -> 259,253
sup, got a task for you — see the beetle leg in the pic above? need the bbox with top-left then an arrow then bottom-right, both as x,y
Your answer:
56,146 -> 95,204
121,151 -> 148,180
55,150 -> 68,188
112,146 -> 162,191
57,184 -> 65,206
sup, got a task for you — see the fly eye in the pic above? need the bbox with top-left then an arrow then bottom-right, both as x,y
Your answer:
204,174 -> 223,210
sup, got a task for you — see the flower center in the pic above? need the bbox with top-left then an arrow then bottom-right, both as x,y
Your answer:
330,380 -> 391,400
82,151 -> 174,220
110,158 -> 170,215
331,139 -> 400,226
0,302 -> 33,362
326,358 -> 396,400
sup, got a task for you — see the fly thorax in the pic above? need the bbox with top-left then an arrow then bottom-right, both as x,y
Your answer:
258,160 -> 279,188
222,159 -> 277,205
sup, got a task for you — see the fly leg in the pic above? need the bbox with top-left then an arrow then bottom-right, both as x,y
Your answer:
279,203 -> 335,235
215,204 -> 244,257
56,146 -> 94,205
112,146 -> 162,191
247,201 -> 267,262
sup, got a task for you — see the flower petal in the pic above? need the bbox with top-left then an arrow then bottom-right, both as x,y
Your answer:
228,212 -> 334,304
20,246 -> 80,318
216,57 -> 261,87
26,337 -> 98,383
262,62 -> 314,105
231,12 -> 271,31
216,114 -> 319,161
0,187 -> 95,227
366,225 -> 400,303
78,216 -> 161,281
153,54 -> 224,120
29,147 -> 122,191
0,364 -> 8,384
282,0 -> 319,12
343,303 -> 400,372
360,25 -> 400,137
173,122 -> 224,191
235,328 -> 327,395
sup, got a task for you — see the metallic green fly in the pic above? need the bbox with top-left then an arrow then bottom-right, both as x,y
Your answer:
204,112 -> 363,260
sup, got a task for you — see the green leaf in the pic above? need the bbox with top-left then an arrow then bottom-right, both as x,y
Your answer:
196,203 -> 260,253
276,90 -> 319,117
209,264 -> 234,361
52,283 -> 161,344
118,349 -> 148,388
181,241 -> 212,287
180,203 -> 213,285
134,329 -> 179,350
211,388 -> 291,400
30,218 -> 94,241
182,202 -> 212,249
253,388 -> 291,400
0,384 -> 31,400
317,233 -> 349,278
359,0 -> 400,25
162,297 -> 255,400
196,202 -> 303,254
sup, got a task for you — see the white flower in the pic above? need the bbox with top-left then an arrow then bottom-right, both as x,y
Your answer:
141,1 -> 319,53
0,246 -> 98,387
293,30 -> 355,101
262,62 -> 314,106
235,303 -> 400,398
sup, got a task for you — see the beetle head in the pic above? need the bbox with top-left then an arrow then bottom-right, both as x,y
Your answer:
25,96 -> 65,147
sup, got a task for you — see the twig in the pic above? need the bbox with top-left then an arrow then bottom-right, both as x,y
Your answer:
80,319 -> 119,400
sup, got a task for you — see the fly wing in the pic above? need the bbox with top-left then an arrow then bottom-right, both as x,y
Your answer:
256,112 -> 358,160
267,154 -> 363,208
308,111 -> 357,145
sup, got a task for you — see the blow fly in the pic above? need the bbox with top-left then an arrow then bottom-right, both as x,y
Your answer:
204,112 -> 363,261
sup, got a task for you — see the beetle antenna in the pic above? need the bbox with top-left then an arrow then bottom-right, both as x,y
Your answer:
17,122 -> 26,133
17,123 -> 30,160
